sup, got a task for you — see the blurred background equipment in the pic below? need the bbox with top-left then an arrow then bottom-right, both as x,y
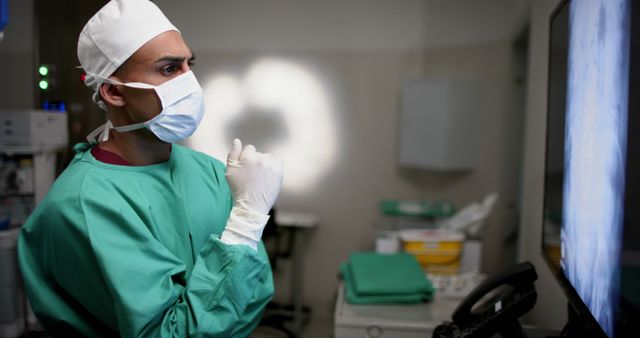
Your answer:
438,192 -> 498,238
260,210 -> 318,337
0,109 -> 68,337
0,0 -> 7,43
375,193 -> 497,277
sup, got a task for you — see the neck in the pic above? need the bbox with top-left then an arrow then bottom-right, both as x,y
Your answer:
99,126 -> 171,166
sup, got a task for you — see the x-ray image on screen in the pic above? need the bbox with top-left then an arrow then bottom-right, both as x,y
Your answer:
560,0 -> 631,336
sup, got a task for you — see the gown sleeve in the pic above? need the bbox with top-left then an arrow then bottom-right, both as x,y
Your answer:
49,179 -> 273,337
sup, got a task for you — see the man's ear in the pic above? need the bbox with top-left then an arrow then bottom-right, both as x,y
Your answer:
99,82 -> 126,107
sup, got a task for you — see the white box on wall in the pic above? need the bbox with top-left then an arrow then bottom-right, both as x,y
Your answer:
399,78 -> 480,171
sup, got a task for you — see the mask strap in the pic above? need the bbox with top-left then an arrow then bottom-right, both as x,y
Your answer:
86,72 -> 157,90
112,121 -> 147,133
84,72 -> 159,142
86,121 -> 111,143
87,119 -> 151,143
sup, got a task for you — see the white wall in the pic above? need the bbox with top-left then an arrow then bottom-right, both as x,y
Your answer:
518,0 -> 567,330
421,41 -> 523,275
424,0 -> 528,48
160,0 -> 427,51
158,0 -> 528,51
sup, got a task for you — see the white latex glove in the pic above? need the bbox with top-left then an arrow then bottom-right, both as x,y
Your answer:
220,139 -> 284,250
225,139 -> 284,215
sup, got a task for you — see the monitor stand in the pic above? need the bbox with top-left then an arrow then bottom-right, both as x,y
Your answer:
550,303 -> 605,338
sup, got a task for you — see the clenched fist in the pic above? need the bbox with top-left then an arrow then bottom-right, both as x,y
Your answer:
225,138 -> 284,215
221,139 -> 284,249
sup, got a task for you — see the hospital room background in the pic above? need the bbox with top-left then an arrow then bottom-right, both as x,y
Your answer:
0,0 -> 575,337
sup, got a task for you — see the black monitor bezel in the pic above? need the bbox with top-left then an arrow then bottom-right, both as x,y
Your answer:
540,0 -> 613,337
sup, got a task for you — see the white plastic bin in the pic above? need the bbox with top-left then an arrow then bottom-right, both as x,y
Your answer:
0,228 -> 25,338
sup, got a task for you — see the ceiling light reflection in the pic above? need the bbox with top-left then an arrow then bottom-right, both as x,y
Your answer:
186,58 -> 338,194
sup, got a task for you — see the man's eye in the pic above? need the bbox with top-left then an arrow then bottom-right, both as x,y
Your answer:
160,65 -> 177,75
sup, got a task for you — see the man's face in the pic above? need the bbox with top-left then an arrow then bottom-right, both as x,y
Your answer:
111,30 -> 195,124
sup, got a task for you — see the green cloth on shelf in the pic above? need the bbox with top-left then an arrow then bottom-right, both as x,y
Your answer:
340,253 -> 435,305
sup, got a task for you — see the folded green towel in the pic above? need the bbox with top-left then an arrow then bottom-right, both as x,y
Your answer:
339,253 -> 435,305
349,252 -> 435,296
340,263 -> 431,304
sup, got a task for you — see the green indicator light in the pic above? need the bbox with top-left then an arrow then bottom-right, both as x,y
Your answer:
39,80 -> 49,90
38,65 -> 49,76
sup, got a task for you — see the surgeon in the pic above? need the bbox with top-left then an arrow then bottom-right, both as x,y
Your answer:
17,0 -> 283,336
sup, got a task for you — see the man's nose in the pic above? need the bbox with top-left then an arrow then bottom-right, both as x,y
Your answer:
181,61 -> 191,73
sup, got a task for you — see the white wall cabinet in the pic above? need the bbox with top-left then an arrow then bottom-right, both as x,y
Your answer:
399,79 -> 480,171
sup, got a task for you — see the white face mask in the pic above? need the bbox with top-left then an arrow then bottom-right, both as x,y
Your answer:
86,71 -> 205,144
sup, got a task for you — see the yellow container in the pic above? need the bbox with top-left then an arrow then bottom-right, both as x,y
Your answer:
403,240 -> 463,252
406,249 -> 462,265
400,229 -> 464,274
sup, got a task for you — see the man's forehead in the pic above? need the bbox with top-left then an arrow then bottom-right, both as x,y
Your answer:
130,31 -> 191,64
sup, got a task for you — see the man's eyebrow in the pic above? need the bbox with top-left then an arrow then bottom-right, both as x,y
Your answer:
154,52 -> 196,64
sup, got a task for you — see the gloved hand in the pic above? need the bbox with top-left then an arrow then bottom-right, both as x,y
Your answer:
225,139 -> 284,215
220,139 -> 284,250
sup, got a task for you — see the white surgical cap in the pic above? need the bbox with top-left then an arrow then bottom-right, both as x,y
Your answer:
77,0 -> 179,110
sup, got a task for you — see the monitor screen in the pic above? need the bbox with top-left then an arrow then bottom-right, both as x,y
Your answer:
542,0 -> 640,337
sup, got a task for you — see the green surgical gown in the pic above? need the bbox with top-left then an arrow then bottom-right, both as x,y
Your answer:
18,143 -> 274,337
